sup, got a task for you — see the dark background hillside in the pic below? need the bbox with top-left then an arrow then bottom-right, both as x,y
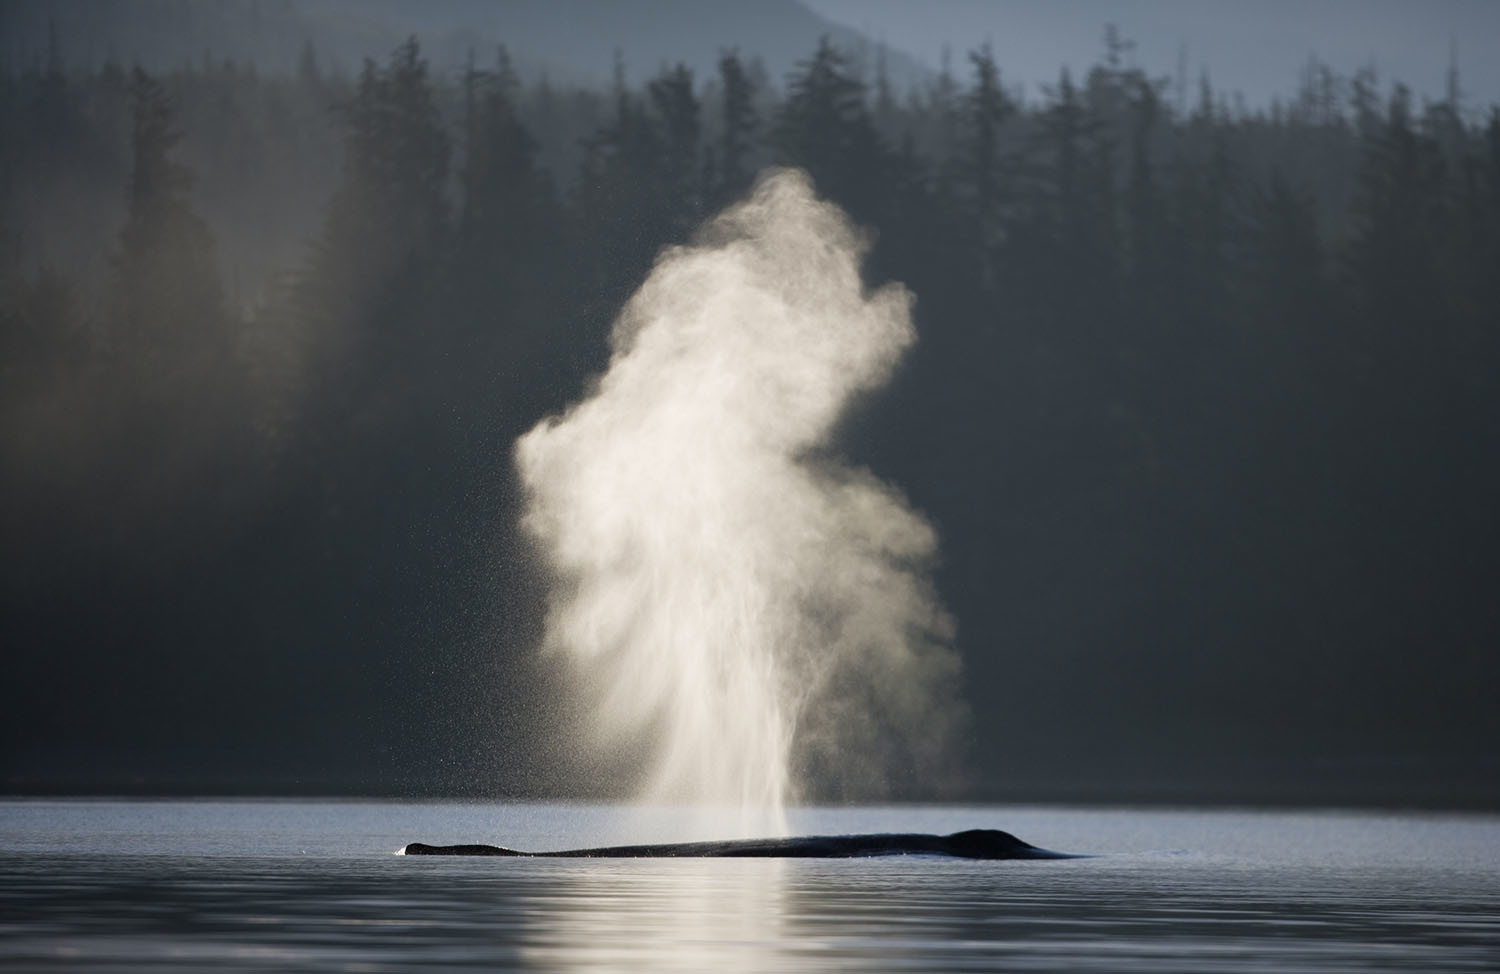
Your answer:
0,0 -> 931,87
3,1 -> 1498,806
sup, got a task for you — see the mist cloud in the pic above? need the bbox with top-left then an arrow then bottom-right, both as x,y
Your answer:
515,169 -> 963,827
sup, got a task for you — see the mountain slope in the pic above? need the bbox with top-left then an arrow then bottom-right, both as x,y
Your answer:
2,0 -> 932,89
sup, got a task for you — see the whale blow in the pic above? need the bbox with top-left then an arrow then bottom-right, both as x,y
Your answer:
514,169 -> 964,827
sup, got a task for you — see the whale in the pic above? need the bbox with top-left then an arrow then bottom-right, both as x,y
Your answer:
400,828 -> 1077,859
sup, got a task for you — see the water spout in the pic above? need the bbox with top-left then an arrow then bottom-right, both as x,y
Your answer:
515,169 -> 962,835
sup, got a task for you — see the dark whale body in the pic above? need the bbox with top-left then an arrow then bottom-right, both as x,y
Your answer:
402,828 -> 1076,859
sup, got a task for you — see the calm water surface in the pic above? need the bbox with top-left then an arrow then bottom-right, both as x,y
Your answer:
1,799 -> 1496,971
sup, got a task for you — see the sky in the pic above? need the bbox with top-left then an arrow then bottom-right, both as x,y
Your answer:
804,0 -> 1500,112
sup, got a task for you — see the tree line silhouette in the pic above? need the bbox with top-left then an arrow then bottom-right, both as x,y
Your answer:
3,33 -> 1498,802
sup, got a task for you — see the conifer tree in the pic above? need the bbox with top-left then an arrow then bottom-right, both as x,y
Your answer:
571,67 -> 666,313
113,67 -> 227,382
712,49 -> 760,206
459,48 -> 551,259
305,37 -> 449,340
772,37 -> 886,220
572,60 -> 704,340
454,48 -> 569,425
955,45 -> 1015,288
1031,68 -> 1119,316
1347,85 -> 1449,369
648,63 -> 704,234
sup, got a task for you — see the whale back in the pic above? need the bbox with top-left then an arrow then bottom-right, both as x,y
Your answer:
401,829 -> 1079,859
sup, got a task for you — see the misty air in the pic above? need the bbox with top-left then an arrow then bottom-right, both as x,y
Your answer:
2,1 -> 1498,971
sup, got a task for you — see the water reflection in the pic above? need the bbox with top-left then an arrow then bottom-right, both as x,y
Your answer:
4,802 -> 1499,972
498,855 -> 1500,972
519,858 -> 788,971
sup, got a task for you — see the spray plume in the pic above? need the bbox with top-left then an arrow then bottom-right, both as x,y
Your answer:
515,169 -> 962,834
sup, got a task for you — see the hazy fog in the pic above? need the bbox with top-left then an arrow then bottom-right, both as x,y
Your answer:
2,1 -> 1497,808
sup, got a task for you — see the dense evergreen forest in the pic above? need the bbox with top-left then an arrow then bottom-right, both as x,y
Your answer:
3,30 -> 1498,803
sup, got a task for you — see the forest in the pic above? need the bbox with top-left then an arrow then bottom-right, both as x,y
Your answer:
3,29 -> 1498,804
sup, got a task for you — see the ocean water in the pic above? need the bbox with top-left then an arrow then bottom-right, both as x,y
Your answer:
1,799 -> 1496,971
